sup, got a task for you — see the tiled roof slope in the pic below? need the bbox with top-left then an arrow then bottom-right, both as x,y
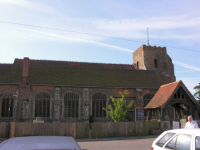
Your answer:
145,80 -> 181,109
28,65 -> 161,87
0,64 -> 22,83
14,59 -> 136,69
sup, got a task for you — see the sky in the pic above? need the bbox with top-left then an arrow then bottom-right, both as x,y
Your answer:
0,0 -> 199,97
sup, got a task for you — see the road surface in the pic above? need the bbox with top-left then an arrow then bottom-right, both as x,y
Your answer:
77,135 -> 157,150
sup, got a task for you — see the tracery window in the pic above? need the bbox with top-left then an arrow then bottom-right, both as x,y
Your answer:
35,93 -> 50,117
1,97 -> 13,117
64,93 -> 79,118
92,93 -> 106,118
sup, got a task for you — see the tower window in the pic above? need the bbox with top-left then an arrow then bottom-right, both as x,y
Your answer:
154,59 -> 158,68
137,61 -> 139,69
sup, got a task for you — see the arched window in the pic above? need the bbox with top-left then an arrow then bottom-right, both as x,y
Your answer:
92,93 -> 106,118
64,93 -> 79,118
154,59 -> 158,68
1,97 -> 14,117
35,93 -> 50,117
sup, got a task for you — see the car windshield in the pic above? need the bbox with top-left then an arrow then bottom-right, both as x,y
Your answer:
156,132 -> 175,147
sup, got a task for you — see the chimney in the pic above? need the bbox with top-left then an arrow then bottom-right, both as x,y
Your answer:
22,57 -> 29,85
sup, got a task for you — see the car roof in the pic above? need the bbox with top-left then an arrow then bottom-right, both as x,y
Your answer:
0,136 -> 81,150
163,128 -> 200,135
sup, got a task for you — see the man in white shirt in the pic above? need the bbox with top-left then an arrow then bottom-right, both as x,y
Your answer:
185,115 -> 199,129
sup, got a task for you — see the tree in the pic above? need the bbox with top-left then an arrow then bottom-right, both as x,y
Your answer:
103,90 -> 134,122
194,83 -> 200,101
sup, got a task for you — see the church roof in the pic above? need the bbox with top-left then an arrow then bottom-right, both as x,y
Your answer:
0,64 -> 22,84
145,80 -> 200,109
28,65 -> 160,87
0,59 -> 162,88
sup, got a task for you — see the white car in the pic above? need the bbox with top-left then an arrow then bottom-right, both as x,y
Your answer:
151,128 -> 200,150
0,136 -> 85,150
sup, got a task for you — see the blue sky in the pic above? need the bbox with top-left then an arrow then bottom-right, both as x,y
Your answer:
0,0 -> 199,97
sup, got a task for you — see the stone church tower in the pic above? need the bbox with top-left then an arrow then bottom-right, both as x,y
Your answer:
133,45 -> 176,84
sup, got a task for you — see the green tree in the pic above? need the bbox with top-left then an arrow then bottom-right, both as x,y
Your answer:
194,83 -> 200,101
103,90 -> 134,122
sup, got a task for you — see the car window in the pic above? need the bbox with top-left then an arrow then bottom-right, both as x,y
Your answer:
165,135 -> 177,149
156,133 -> 175,147
196,136 -> 200,150
175,134 -> 191,150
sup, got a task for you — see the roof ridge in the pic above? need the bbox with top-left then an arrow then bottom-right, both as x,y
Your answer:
160,80 -> 181,88
25,58 -> 134,66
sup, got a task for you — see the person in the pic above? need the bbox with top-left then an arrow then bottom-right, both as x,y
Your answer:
185,115 -> 199,129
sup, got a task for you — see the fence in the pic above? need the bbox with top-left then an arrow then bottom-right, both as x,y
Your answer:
0,122 -> 6,138
0,120 -> 158,139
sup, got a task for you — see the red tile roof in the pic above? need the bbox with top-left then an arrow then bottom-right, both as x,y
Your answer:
0,60 -> 162,88
145,80 -> 181,109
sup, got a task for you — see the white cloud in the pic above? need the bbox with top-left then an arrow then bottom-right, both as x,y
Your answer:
173,61 -> 200,71
94,15 -> 200,31
175,70 -> 196,73
23,28 -> 134,53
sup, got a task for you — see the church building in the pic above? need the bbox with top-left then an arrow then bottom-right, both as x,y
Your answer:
0,45 -> 184,123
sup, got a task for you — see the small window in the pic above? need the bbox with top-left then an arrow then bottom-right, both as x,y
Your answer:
196,136 -> 200,150
137,61 -> 139,69
156,133 -> 175,147
154,59 -> 158,68
175,134 -> 191,150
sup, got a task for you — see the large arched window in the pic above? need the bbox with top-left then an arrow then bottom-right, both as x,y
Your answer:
1,97 -> 14,117
64,93 -> 79,118
92,93 -> 106,118
35,93 -> 50,117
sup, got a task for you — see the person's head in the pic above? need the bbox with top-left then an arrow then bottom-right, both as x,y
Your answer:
188,115 -> 193,123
